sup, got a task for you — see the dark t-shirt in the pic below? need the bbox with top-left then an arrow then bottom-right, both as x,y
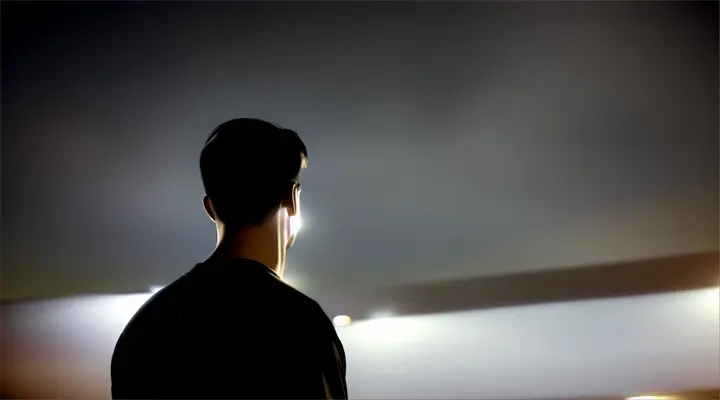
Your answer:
111,258 -> 348,399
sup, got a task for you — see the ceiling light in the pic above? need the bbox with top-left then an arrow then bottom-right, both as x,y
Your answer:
333,315 -> 352,327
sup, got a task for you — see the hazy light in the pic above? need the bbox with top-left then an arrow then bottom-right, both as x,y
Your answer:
3,289 -> 717,399
626,396 -> 672,400
369,309 -> 395,319
355,314 -> 426,345
104,294 -> 154,326
149,285 -> 164,294
283,275 -> 299,288
290,215 -> 302,236
333,315 -> 352,327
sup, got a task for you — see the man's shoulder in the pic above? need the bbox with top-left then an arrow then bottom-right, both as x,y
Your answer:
125,260 -> 332,331
271,280 -> 328,320
184,260 -> 325,315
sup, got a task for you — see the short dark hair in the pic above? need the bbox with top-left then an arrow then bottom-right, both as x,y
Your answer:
200,118 -> 307,227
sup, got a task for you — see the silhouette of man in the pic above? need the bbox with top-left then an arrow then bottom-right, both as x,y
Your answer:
111,118 -> 348,399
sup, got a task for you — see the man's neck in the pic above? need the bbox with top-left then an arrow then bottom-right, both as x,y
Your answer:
208,224 -> 285,276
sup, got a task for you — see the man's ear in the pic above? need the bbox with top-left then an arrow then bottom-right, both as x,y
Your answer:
285,183 -> 301,217
203,196 -> 217,222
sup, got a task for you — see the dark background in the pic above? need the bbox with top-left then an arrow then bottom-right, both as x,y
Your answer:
2,1 -> 718,300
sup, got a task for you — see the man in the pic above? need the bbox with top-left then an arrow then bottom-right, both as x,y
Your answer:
111,118 -> 348,399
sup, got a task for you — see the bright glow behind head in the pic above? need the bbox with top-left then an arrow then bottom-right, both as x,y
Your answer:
290,215 -> 302,236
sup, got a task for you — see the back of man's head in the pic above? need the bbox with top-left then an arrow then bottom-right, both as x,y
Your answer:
200,118 -> 307,228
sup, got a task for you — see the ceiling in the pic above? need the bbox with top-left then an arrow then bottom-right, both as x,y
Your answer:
2,1 -> 718,299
